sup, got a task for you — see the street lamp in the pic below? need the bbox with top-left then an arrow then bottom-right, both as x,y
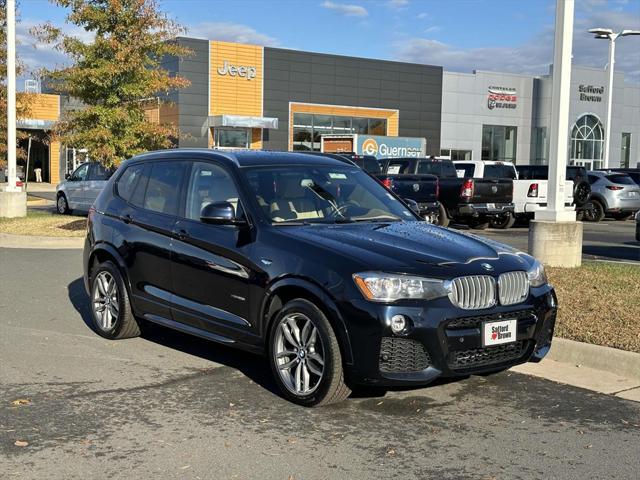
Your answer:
588,28 -> 640,169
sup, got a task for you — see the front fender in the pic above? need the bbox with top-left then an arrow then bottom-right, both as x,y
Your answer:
260,276 -> 354,365
85,241 -> 131,295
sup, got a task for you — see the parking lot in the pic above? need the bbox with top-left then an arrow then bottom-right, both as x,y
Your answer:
1,247 -> 639,479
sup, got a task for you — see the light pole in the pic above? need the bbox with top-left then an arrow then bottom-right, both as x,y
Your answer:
5,0 -> 18,191
588,28 -> 640,169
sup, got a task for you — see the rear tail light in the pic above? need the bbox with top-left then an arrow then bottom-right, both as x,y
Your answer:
527,183 -> 539,197
606,186 -> 623,191
460,178 -> 474,199
381,177 -> 393,189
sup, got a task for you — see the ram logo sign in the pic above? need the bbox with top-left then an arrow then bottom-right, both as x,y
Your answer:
357,135 -> 426,159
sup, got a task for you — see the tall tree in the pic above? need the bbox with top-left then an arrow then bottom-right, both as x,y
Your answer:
34,0 -> 191,167
1,0 -> 33,168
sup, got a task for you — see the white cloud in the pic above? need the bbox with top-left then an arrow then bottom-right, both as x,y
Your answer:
396,1 -> 640,83
186,21 -> 280,45
320,1 -> 368,17
388,0 -> 409,8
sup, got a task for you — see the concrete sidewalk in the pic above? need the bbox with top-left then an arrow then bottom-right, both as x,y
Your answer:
0,232 -> 83,249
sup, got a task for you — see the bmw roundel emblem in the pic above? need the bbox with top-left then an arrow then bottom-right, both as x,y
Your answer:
481,263 -> 494,271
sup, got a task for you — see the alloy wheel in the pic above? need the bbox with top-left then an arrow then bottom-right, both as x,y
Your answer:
92,271 -> 119,331
273,313 -> 325,396
57,195 -> 67,214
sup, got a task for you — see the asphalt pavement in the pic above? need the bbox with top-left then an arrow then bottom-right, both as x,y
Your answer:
1,248 -> 639,479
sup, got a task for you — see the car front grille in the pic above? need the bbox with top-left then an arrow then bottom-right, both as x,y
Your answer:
448,275 -> 496,310
448,341 -> 529,370
379,337 -> 431,373
448,272 -> 530,309
498,271 -> 529,306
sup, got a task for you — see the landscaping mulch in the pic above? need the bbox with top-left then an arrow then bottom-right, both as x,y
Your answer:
548,262 -> 640,354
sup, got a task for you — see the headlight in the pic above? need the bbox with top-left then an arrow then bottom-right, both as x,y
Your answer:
527,260 -> 547,287
353,272 -> 449,302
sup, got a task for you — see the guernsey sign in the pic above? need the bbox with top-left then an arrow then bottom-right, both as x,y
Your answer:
487,86 -> 517,110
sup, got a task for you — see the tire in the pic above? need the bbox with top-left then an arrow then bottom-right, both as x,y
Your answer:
584,200 -> 605,222
576,210 -> 585,221
435,204 -> 450,227
89,261 -> 140,340
489,212 -> 515,229
572,181 -> 591,207
468,218 -> 490,230
56,193 -> 71,215
612,212 -> 633,221
268,299 -> 351,407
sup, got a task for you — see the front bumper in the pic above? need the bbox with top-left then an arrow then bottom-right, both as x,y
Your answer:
341,286 -> 557,387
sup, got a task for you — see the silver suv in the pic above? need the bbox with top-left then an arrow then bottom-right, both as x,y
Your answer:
56,162 -> 114,214
584,171 -> 640,222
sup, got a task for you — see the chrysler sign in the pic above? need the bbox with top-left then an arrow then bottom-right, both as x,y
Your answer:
217,61 -> 256,80
487,86 -> 517,110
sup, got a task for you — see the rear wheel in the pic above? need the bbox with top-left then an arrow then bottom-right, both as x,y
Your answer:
584,200 -> 605,222
489,212 -> 515,229
89,261 -> 140,339
56,193 -> 70,214
269,299 -> 351,407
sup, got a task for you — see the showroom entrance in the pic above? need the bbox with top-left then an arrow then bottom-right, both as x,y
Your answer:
570,114 -> 604,170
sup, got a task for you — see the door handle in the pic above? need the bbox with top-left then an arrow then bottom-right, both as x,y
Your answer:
119,214 -> 132,224
175,229 -> 189,240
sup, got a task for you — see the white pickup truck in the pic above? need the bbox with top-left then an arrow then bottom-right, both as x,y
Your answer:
453,160 -> 573,228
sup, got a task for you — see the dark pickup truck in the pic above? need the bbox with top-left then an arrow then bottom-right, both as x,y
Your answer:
380,157 -> 514,228
376,166 -> 441,224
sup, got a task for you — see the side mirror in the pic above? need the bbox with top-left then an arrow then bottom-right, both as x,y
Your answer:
65,173 -> 70,180
200,201 -> 246,226
403,198 -> 421,214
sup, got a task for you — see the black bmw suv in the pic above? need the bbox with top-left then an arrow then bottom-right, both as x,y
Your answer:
84,150 -> 557,406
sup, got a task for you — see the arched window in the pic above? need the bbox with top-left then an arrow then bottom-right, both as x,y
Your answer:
570,114 -> 604,169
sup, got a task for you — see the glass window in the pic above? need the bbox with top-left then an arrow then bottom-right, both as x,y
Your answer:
606,174 -> 635,185
89,163 -> 114,181
352,117 -> 369,134
215,128 -> 249,149
185,162 -> 241,221
143,162 -> 185,215
455,163 -> 475,178
621,133 -> 631,168
243,165 -> 414,223
570,114 -> 604,168
417,160 -> 457,177
368,118 -> 386,135
484,164 -> 517,179
71,163 -> 89,181
532,127 -> 548,165
116,164 -> 146,205
332,116 -> 352,133
386,160 -> 410,174
481,125 -> 517,162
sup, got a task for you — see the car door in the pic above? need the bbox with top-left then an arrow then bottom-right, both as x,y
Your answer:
113,160 -> 187,321
85,163 -> 113,207
66,163 -> 90,209
170,160 -> 256,341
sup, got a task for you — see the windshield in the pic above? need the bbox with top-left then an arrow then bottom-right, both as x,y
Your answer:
484,164 -> 517,179
243,165 -> 415,224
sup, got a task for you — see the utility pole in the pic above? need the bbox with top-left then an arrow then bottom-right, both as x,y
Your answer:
528,0 -> 582,267
0,0 -> 27,217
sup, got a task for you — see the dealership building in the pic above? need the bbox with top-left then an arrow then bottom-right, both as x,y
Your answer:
18,37 -> 640,183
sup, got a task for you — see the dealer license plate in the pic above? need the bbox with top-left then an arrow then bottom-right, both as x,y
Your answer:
482,319 -> 517,347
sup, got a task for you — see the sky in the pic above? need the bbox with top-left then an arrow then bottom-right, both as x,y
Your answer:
14,0 -> 640,87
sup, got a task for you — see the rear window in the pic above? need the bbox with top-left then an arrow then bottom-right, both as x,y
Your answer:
417,160 -> 457,177
484,165 -> 517,179
455,163 -> 475,178
362,157 -> 382,174
606,174 -> 636,185
567,167 -> 587,181
386,160 -> 410,174
91,163 -> 115,181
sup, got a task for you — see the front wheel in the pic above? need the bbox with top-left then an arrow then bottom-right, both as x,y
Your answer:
56,193 -> 70,214
584,200 -> 605,222
269,299 -> 351,407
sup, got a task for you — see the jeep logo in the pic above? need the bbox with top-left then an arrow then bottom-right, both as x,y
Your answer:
217,61 -> 256,80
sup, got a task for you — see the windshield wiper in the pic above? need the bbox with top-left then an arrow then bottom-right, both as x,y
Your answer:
272,220 -> 311,226
351,215 -> 403,223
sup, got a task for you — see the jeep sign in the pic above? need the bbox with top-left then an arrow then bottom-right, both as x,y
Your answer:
217,61 -> 256,80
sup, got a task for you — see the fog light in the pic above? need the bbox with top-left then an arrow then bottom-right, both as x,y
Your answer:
390,314 -> 407,334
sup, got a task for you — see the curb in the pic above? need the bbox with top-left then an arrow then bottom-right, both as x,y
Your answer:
0,232 -> 84,249
549,337 -> 640,381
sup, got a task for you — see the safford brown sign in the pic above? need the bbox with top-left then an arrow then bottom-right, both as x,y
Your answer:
487,86 -> 517,110
578,84 -> 604,102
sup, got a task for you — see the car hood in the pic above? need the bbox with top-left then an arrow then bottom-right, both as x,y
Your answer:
282,221 -> 532,276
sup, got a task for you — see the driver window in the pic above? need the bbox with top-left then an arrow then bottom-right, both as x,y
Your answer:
186,162 -> 241,221
73,163 -> 89,181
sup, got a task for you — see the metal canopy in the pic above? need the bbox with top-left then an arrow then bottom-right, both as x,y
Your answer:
208,114 -> 278,129
17,119 -> 56,130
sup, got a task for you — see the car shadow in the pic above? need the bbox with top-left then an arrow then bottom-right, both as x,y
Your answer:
582,244 -> 640,262
67,277 -> 279,396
